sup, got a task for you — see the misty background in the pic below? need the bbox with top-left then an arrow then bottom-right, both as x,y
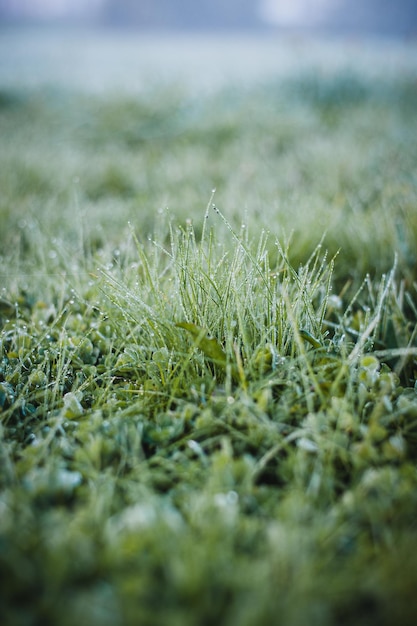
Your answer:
0,0 -> 416,37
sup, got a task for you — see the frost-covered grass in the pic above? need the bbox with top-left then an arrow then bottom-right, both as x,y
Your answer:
1,39 -> 417,625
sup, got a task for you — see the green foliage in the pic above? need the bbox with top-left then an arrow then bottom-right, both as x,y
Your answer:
1,48 -> 417,626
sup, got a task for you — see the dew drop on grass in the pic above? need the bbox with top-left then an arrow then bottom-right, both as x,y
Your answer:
214,490 -> 239,509
297,437 -> 319,453
188,439 -> 205,457
226,490 -> 239,505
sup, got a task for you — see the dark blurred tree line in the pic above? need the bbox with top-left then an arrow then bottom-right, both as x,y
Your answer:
97,0 -> 417,34
99,0 -> 263,29
328,0 -> 417,36
0,0 -> 416,35
99,0 -> 417,34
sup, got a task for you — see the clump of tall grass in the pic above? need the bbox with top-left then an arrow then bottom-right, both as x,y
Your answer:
94,207 -> 417,480
1,207 -> 417,626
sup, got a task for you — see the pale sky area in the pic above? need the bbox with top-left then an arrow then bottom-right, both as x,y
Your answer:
2,0 -> 332,26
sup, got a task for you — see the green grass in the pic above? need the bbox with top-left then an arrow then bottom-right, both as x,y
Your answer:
1,45 -> 417,625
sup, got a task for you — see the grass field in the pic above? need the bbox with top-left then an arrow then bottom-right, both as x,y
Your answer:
1,29 -> 417,625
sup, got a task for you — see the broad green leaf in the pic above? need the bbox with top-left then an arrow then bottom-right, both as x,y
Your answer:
176,322 -> 227,366
299,329 -> 322,349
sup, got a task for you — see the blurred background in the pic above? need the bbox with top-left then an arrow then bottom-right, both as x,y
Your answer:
0,0 -> 416,36
0,0 -> 417,285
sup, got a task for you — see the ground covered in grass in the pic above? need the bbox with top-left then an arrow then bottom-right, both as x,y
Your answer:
1,34 -> 417,625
